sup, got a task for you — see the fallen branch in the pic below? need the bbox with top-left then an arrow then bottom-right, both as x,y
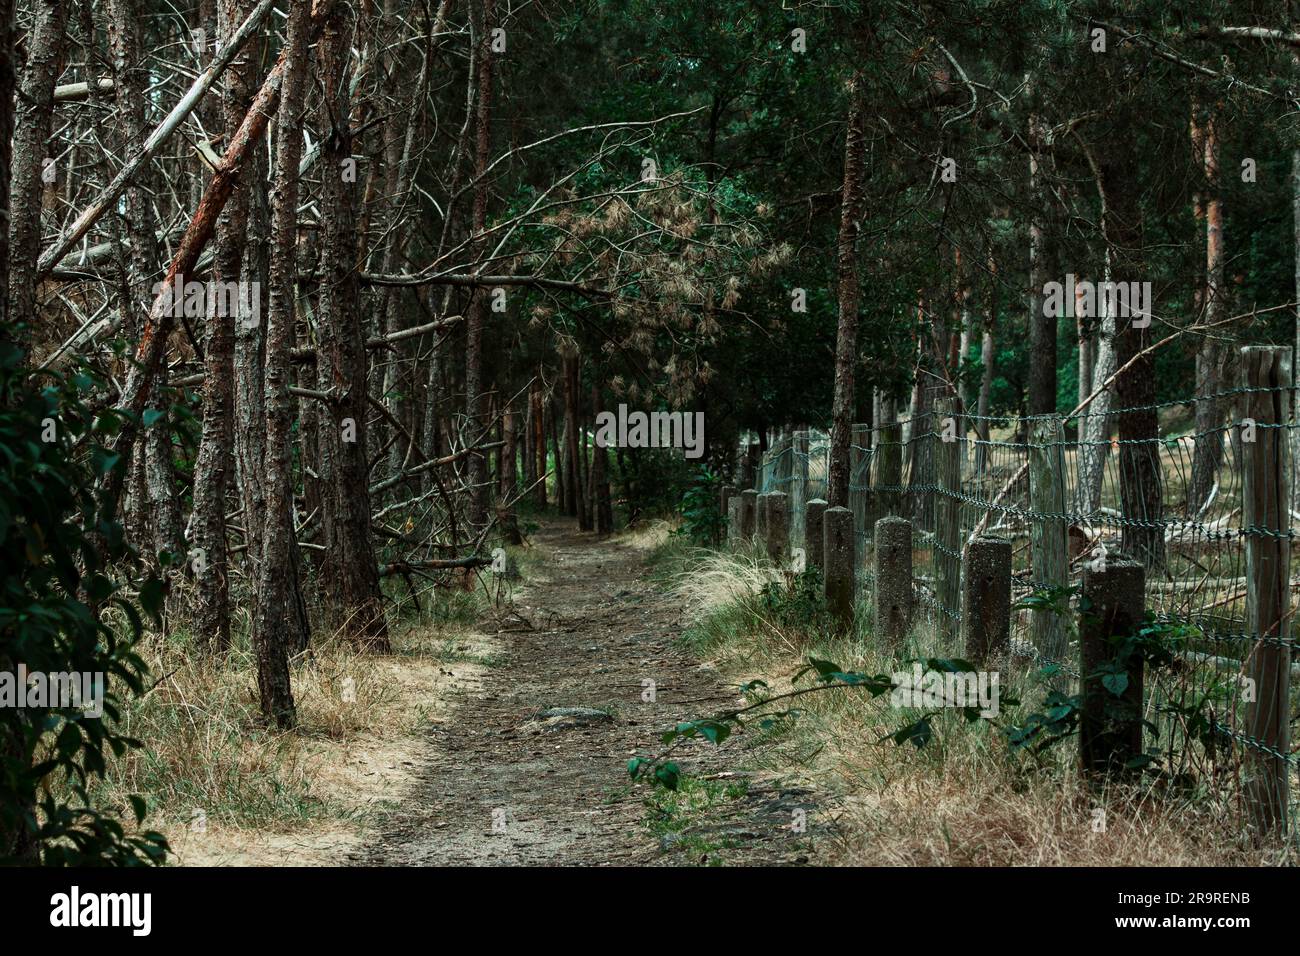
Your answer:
377,556 -> 492,577
99,1 -> 331,517
35,0 -> 276,279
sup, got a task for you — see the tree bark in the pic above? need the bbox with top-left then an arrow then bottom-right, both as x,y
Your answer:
1101,105 -> 1163,569
591,384 -> 613,533
100,5 -> 327,522
316,1 -> 390,650
974,257 -> 997,476
826,48 -> 867,508
464,0 -> 495,530
533,375 -> 548,508
1027,82 -> 1056,416
252,0 -> 315,728
7,0 -> 66,362
499,406 -> 522,543
1189,105 -> 1227,513
563,356 -> 581,518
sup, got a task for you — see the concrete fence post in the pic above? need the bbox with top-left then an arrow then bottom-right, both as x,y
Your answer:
756,490 -> 769,540
726,497 -> 742,548
1240,345 -> 1292,834
1079,558 -> 1145,779
762,491 -> 789,565
962,536 -> 1011,665
874,516 -> 912,647
804,498 -> 827,574
739,489 -> 757,543
823,506 -> 855,628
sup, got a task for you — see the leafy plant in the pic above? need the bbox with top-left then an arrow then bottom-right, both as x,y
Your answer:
0,339 -> 167,865
674,465 -> 725,544
759,566 -> 828,629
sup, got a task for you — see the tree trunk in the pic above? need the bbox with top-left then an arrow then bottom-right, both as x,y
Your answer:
7,0 -> 66,362
1189,106 -> 1227,513
252,0 -> 313,728
563,356 -> 581,518
826,48 -> 867,508
188,0 -> 255,650
1027,86 -> 1056,417
0,0 -> 39,866
499,407 -> 522,544
974,258 -> 997,476
1101,108 -> 1163,570
464,0 -> 495,530
551,392 -> 566,513
316,2 -> 390,650
221,0 -> 271,600
591,384 -> 613,533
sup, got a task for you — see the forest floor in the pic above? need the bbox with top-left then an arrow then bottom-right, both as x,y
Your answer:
339,518 -> 825,866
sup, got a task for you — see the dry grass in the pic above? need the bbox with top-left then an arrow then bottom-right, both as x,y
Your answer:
661,543 -> 1293,867
616,516 -> 679,551
77,583 -> 500,866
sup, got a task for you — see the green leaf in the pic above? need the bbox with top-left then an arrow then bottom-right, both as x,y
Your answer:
654,762 -> 681,791
888,718 -> 932,749
1101,672 -> 1129,697
138,577 -> 165,623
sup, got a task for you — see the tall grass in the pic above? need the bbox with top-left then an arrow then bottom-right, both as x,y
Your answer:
655,541 -> 1289,866
69,571 -> 503,860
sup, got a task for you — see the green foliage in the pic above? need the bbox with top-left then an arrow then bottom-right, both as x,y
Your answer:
0,339 -> 166,865
673,466 -> 725,544
758,566 -> 829,630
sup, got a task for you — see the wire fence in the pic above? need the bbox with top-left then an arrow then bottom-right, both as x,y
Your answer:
747,379 -> 1298,821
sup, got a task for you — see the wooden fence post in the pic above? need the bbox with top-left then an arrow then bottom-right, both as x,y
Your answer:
933,398 -> 961,641
1241,346 -> 1292,835
1029,414 -> 1069,662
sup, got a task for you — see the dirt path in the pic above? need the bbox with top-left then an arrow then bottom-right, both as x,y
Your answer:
350,520 -> 824,866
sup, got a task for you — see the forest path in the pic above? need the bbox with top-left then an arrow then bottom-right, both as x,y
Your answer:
350,519 -> 823,866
